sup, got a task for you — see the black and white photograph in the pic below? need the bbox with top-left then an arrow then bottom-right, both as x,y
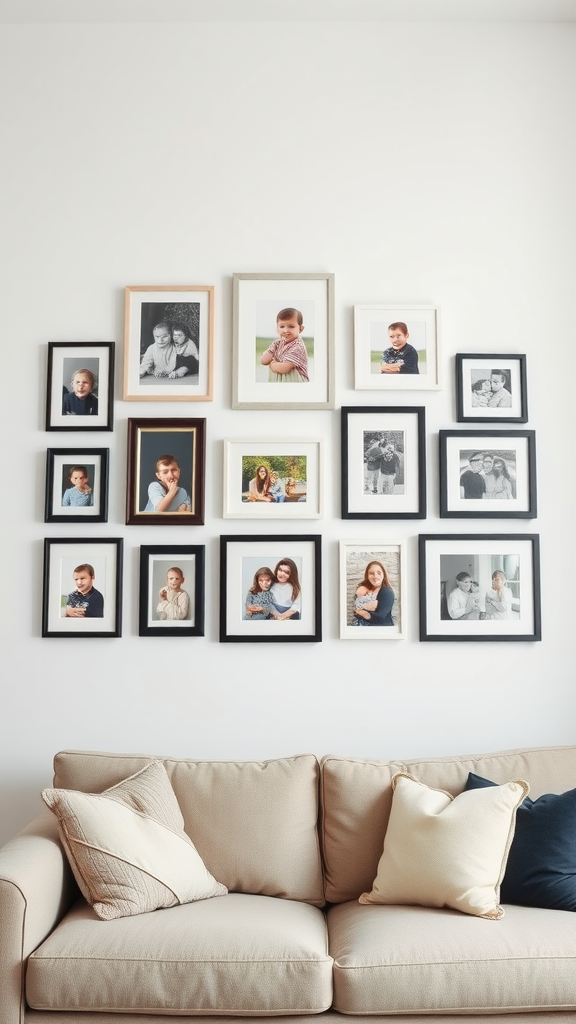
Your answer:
42,538 -> 123,638
341,406 -> 426,519
220,535 -> 322,642
45,448 -> 109,523
440,430 -> 537,518
419,534 -> 541,641
139,545 -> 205,637
339,541 -> 406,640
456,354 -> 528,422
46,342 -> 114,431
123,285 -> 214,401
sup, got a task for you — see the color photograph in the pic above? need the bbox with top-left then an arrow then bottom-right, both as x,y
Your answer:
46,342 -> 114,431
42,538 -> 123,638
139,545 -> 205,637
354,305 -> 440,391
223,439 -> 322,519
339,541 -> 406,640
126,418 -> 205,526
220,535 -> 322,642
45,448 -> 109,523
233,273 -> 334,409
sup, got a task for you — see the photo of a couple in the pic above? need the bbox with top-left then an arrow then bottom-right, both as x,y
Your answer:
139,302 -> 201,385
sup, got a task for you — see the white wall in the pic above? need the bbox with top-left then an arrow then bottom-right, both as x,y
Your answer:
1,16 -> 575,846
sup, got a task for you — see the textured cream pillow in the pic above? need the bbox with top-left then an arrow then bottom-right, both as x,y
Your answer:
42,760 -> 227,920
359,772 -> 529,919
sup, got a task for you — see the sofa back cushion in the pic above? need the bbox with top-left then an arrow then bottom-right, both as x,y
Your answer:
321,745 -> 576,904
53,750 -> 324,906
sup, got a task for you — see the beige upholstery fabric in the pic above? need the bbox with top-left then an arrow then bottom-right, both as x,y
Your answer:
53,750 -> 324,905
359,772 -> 528,919
321,746 -> 576,903
42,761 -> 226,920
329,901 -> 576,1014
27,892 -> 333,1015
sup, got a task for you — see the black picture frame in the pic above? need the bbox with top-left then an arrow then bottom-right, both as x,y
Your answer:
126,417 -> 206,526
439,430 -> 537,519
456,353 -> 528,423
44,448 -> 109,523
139,545 -> 205,637
46,341 -> 115,431
220,534 -> 322,643
42,537 -> 123,638
341,405 -> 426,519
419,533 -> 541,642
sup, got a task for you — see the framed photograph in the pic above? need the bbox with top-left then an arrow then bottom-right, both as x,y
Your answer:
440,430 -> 537,519
223,439 -> 322,519
46,342 -> 114,431
44,448 -> 109,523
232,272 -> 334,409
339,541 -> 406,640
139,545 -> 205,637
42,537 -> 123,638
126,418 -> 205,526
220,535 -> 322,642
419,534 -> 541,642
123,285 -> 214,402
456,353 -> 528,422
341,406 -> 426,519
354,305 -> 440,391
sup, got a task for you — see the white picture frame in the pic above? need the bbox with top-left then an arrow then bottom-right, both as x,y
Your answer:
354,304 -> 440,391
223,439 -> 322,519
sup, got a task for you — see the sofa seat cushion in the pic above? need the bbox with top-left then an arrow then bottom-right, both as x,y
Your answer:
328,900 -> 576,1015
27,893 -> 333,1016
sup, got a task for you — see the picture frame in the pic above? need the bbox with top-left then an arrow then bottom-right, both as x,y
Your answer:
419,533 -> 541,642
339,541 -> 406,640
354,304 -> 440,391
123,285 -> 214,402
341,406 -> 426,519
42,537 -> 123,638
232,272 -> 334,409
439,430 -> 537,519
223,439 -> 323,519
139,545 -> 205,637
456,353 -> 528,423
220,534 -> 322,642
46,342 -> 114,431
126,418 -> 205,526
44,448 -> 109,523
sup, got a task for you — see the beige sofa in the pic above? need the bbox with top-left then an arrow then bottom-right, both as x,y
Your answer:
1,744 -> 576,1024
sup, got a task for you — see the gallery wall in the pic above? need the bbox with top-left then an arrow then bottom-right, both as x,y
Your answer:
1,14 -> 575,846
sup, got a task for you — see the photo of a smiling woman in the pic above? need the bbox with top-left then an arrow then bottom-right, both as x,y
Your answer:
351,559 -> 394,627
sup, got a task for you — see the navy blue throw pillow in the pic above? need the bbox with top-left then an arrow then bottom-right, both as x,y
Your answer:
465,772 -> 576,911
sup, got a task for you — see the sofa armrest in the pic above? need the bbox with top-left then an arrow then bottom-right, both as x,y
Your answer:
0,809 -> 78,1024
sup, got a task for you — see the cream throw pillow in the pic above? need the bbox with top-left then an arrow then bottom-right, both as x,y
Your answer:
359,772 -> 529,919
42,760 -> 227,920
